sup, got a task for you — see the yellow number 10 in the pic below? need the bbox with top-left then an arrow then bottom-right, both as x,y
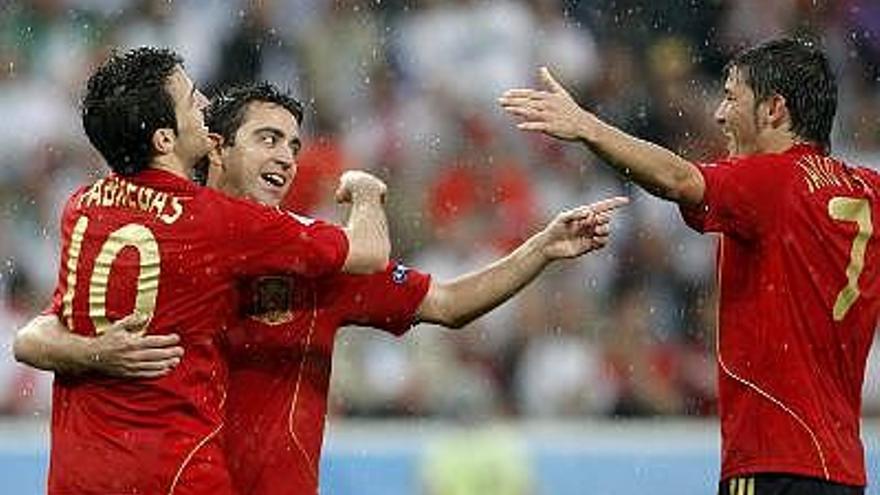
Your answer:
828,197 -> 873,321
61,215 -> 161,334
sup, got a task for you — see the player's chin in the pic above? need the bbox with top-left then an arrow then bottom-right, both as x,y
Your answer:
725,139 -> 739,156
255,188 -> 285,207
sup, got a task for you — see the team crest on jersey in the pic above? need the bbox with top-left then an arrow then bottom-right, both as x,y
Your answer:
391,264 -> 410,284
247,276 -> 295,325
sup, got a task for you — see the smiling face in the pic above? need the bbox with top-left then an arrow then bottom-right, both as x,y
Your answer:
210,101 -> 302,206
714,66 -> 762,157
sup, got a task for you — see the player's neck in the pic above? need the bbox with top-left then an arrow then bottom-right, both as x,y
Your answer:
755,129 -> 797,155
150,155 -> 193,180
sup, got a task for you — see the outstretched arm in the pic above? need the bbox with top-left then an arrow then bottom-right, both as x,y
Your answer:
499,68 -> 705,206
14,313 -> 183,378
417,196 -> 627,328
336,170 -> 391,274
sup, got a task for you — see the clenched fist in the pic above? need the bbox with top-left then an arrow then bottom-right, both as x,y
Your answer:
335,170 -> 387,204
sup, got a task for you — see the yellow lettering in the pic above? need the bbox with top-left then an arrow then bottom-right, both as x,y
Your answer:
101,179 -> 118,207
160,197 -> 184,224
828,157 -> 855,191
808,157 -> 829,189
798,156 -> 857,195
149,192 -> 167,218
76,178 -> 184,226
138,187 -> 154,212
79,180 -> 104,209
113,179 -> 128,208
797,161 -> 820,193
126,183 -> 138,209
817,158 -> 839,188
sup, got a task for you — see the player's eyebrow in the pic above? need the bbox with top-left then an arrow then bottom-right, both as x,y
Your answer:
255,127 -> 284,139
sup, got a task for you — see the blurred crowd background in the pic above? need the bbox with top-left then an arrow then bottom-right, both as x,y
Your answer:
1,0 -> 880,421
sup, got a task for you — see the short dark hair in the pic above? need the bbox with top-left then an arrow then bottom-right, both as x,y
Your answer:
190,83 -> 304,185
206,82 -> 304,146
725,37 -> 837,152
82,47 -> 182,175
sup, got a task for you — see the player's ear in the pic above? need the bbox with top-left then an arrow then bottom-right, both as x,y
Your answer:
764,94 -> 789,130
152,128 -> 176,155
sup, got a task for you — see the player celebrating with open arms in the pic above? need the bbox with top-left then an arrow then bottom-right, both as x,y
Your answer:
501,38 -> 880,495
26,47 -> 391,495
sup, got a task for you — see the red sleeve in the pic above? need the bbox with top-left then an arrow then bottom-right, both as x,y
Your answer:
214,194 -> 349,279
334,262 -> 431,336
679,156 -> 785,240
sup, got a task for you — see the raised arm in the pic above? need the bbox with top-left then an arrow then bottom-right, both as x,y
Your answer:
335,170 -> 391,274
499,68 -> 705,206
417,196 -> 627,328
14,313 -> 183,378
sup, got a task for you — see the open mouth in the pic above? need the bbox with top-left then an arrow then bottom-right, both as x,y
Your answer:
261,172 -> 288,189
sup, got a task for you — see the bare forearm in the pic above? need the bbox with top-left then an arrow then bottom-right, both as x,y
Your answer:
419,233 -> 550,328
501,68 -> 704,205
14,315 -> 94,374
342,195 -> 390,274
577,117 -> 703,205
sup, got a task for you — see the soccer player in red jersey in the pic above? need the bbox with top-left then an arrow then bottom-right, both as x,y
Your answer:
26,48 -> 392,495
209,85 -> 624,494
501,38 -> 877,495
17,81 -> 627,494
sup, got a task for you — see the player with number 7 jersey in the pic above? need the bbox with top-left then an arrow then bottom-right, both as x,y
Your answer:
679,144 -> 880,486
499,37 -> 879,492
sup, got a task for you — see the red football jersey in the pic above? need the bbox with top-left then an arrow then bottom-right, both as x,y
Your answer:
46,169 -> 348,494
223,262 -> 430,495
681,144 -> 880,486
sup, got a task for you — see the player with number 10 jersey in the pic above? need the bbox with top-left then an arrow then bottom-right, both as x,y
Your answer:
47,170 -> 349,494
37,47 -> 387,495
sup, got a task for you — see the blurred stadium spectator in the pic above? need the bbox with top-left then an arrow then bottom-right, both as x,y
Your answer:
2,0 -> 880,421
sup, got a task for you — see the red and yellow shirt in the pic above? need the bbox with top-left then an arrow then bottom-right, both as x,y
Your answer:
682,145 -> 880,486
47,169 -> 348,494
223,262 -> 430,495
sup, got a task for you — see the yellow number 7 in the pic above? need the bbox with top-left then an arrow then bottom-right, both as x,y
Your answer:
828,197 -> 873,321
